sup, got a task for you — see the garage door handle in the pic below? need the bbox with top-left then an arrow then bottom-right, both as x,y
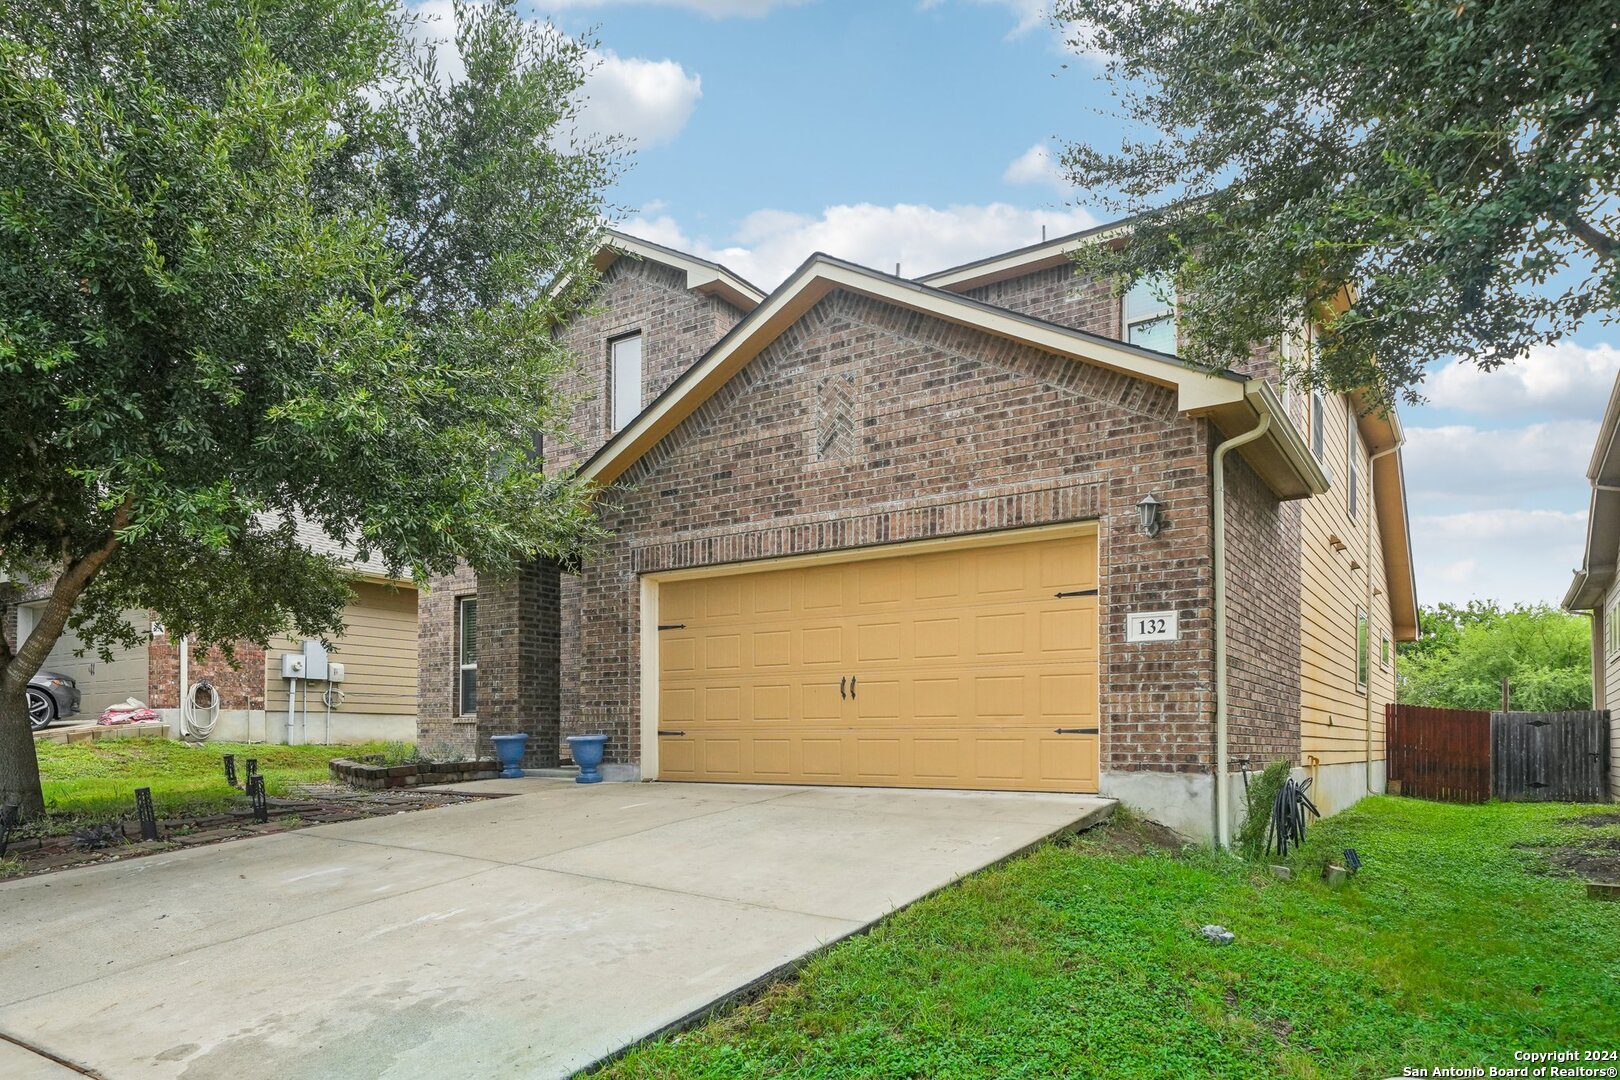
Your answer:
840,676 -> 846,700
1055,589 -> 1098,599
657,729 -> 686,737
1054,727 -> 1098,735
850,676 -> 857,699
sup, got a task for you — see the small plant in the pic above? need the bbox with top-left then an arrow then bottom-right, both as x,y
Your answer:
0,857 -> 25,879
377,741 -> 425,767
1237,759 -> 1292,861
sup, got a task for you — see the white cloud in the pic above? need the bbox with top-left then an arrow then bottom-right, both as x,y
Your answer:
1410,509 -> 1586,607
621,201 -> 1100,288
1002,142 -> 1068,192
579,50 -> 702,147
542,0 -> 804,12
1403,421 -> 1599,506
1422,340 -> 1620,419
919,0 -> 1049,37
407,3 -> 701,147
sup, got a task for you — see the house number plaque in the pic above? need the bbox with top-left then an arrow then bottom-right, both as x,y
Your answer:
1125,610 -> 1180,643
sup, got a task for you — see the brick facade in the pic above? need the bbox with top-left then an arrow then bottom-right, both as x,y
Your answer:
148,639 -> 266,711
550,256 -> 746,473
417,256 -> 747,762
575,290 -> 1221,773
1222,454 -> 1304,766
417,562 -> 478,759
963,265 -> 1119,337
415,238 -> 1324,813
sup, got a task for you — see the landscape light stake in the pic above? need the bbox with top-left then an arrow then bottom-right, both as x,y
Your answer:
134,787 -> 159,841
0,804 -> 17,858
248,775 -> 269,824
245,758 -> 259,785
223,753 -> 238,789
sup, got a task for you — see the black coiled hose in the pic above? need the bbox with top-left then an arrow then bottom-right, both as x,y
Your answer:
1266,775 -> 1321,858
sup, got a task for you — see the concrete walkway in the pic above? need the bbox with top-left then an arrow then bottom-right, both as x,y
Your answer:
0,781 -> 1111,1079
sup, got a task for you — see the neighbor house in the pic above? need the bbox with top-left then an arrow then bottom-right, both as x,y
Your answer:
1560,367 -> 1620,800
2,519 -> 418,744
417,225 -> 1418,840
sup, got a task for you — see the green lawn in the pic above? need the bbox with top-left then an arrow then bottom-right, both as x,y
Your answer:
34,738 -> 411,823
601,798 -> 1620,1079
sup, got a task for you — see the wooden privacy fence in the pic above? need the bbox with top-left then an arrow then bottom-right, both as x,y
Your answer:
1386,704 -> 1491,803
1387,704 -> 1611,803
1492,711 -> 1609,802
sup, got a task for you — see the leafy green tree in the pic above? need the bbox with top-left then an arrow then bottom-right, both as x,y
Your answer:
1397,602 -> 1592,712
1053,0 -> 1619,407
0,0 -> 619,818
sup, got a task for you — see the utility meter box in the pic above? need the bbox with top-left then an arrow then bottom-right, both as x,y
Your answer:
281,653 -> 306,679
301,639 -> 329,681
327,662 -> 346,683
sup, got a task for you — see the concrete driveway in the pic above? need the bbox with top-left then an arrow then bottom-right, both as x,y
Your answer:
0,780 -> 1111,1079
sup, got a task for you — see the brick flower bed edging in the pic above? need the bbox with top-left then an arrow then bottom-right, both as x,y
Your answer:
329,758 -> 500,790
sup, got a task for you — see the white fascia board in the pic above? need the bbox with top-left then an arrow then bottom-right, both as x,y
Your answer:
601,233 -> 765,310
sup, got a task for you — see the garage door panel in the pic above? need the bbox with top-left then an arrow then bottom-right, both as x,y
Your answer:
801,626 -> 844,666
803,680 -> 844,721
657,531 -> 1097,793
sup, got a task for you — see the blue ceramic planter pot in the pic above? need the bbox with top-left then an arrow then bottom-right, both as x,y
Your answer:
566,734 -> 609,784
490,733 -> 529,779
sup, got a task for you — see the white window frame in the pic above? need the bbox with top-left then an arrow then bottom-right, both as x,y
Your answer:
457,596 -> 478,717
1608,597 -> 1620,660
1356,607 -> 1370,693
610,332 -> 644,434
1121,276 -> 1176,352
1381,632 -> 1392,672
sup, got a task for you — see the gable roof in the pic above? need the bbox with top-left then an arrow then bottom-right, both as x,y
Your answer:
1563,370 -> 1620,610
918,219 -> 1133,292
594,230 -> 765,312
576,253 -> 1328,501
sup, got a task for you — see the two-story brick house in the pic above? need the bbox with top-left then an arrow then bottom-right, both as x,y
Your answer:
418,225 -> 1418,841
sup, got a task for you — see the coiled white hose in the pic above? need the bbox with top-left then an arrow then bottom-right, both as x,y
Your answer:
181,679 -> 221,741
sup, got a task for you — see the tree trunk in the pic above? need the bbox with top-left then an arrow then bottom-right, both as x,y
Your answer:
0,500 -> 132,821
0,685 -> 45,819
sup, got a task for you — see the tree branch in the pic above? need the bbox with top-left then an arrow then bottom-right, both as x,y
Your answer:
1564,213 -> 1618,262
4,495 -> 135,688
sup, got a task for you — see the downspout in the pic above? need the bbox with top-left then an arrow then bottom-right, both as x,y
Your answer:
1365,442 -> 1403,794
1213,412 -> 1271,850
178,634 -> 189,738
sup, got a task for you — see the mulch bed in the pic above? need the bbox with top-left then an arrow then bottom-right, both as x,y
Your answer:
0,783 -> 501,881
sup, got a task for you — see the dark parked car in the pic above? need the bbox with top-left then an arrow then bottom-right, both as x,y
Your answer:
27,671 -> 80,730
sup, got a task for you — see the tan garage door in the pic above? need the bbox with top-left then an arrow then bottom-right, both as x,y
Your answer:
656,530 -> 1098,793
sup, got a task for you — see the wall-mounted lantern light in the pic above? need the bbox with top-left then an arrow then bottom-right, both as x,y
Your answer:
1136,493 -> 1164,537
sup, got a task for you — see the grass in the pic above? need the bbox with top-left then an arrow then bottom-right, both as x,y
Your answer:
600,797 -> 1620,1079
32,738 -> 409,825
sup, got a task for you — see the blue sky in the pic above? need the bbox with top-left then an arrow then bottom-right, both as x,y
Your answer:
433,0 -> 1619,609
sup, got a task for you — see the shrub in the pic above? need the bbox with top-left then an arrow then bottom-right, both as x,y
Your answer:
1236,759 -> 1292,860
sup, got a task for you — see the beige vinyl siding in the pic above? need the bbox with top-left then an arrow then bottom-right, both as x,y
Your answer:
1288,389 -> 1398,767
264,583 -> 418,717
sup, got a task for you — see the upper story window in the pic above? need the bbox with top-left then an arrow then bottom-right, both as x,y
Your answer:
610,332 -> 643,433
1347,408 -> 1362,519
1122,276 -> 1176,353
